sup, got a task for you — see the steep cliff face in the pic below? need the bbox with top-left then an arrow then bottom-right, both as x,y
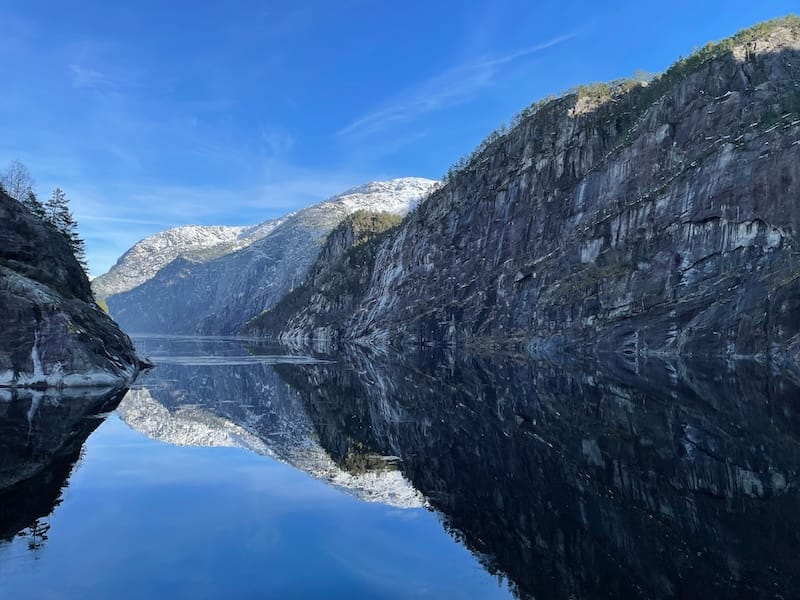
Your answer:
0,191 -> 141,387
274,20 -> 800,365
91,220 -> 287,299
243,210 -> 403,343
106,178 -> 436,335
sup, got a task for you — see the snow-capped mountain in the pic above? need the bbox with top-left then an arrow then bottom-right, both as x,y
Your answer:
103,177 -> 438,335
92,219 -> 287,299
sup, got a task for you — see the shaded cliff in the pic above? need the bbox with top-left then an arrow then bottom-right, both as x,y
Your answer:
266,18 -> 800,365
0,191 -> 141,387
243,210 -> 403,343
275,347 -> 800,599
106,178 -> 436,335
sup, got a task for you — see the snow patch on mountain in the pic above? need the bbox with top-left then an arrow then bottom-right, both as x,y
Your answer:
92,218 -> 287,298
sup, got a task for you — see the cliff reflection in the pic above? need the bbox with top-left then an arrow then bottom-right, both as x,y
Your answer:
275,349 -> 800,599
0,387 -> 128,548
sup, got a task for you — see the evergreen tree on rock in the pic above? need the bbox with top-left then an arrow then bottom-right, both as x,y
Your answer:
46,187 -> 87,270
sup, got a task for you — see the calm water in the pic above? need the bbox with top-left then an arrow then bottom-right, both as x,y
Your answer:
1,336 -> 799,599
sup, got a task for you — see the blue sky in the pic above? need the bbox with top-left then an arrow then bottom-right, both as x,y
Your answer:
1,0 -> 797,275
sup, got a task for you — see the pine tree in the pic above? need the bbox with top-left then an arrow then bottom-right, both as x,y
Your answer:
22,189 -> 46,220
45,188 -> 87,270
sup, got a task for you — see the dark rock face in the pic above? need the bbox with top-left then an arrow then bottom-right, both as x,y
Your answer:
276,348 -> 800,599
0,191 -> 140,387
272,23 -> 800,366
244,211 -> 403,344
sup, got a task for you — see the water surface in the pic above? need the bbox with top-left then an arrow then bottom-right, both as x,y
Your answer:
1,336 -> 798,599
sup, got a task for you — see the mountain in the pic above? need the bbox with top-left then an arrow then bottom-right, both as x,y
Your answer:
0,190 -> 142,387
254,17 -> 800,368
92,220 -> 287,299
243,210 -> 404,342
103,177 -> 437,335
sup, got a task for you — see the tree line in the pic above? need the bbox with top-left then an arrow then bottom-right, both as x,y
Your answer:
0,160 -> 87,270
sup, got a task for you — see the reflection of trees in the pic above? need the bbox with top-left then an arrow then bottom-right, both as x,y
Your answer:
0,387 -> 128,551
276,349 -> 800,599
20,519 -> 50,553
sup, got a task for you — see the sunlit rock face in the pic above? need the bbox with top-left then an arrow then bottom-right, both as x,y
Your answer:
267,22 -> 800,367
0,191 -> 141,388
274,347 -> 800,599
116,340 -> 425,509
104,178 -> 437,335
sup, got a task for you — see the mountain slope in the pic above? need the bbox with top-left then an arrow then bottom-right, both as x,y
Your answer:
92,219 -> 287,299
243,210 -> 403,342
106,178 -> 437,335
262,17 -> 800,367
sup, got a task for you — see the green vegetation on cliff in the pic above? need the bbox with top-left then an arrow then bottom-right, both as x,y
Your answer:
445,15 -> 800,182
243,210 -> 402,337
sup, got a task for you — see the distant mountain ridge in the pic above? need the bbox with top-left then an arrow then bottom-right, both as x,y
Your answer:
92,219 -> 289,299
100,177 -> 437,334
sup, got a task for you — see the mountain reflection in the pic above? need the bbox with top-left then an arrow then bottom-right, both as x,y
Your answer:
0,387 -> 128,548
274,349 -> 800,599
119,338 -> 426,508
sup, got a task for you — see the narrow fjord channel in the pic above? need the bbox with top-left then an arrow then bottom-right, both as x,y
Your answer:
1,336 -> 797,598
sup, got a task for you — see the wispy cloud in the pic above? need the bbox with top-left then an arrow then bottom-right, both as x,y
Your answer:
69,63 -> 112,90
337,33 -> 575,140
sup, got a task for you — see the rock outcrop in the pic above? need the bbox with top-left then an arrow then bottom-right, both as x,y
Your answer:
0,191 -> 142,387
105,178 -> 437,335
261,18 -> 800,366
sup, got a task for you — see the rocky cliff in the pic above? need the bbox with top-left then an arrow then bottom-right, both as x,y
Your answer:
105,178 -> 437,335
262,18 -> 800,366
0,191 -> 142,387
243,210 -> 403,343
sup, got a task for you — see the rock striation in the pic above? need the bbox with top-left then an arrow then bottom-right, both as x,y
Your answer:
0,191 -> 142,387
259,18 -> 800,366
104,178 -> 437,335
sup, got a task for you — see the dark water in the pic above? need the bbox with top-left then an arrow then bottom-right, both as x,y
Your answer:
1,337 -> 799,599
